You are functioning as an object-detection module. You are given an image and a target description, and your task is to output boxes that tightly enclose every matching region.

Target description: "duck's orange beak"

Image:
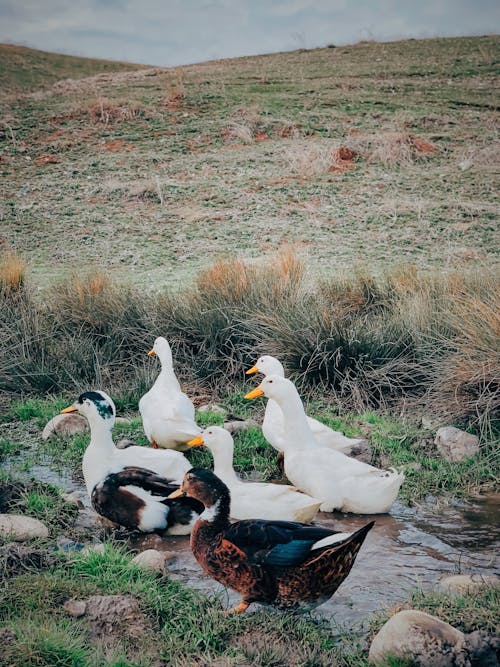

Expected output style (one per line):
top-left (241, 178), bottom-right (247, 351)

top-left (147, 349), bottom-right (156, 356)
top-left (244, 386), bottom-right (265, 400)
top-left (61, 404), bottom-right (78, 414)
top-left (187, 435), bottom-right (205, 447)
top-left (168, 487), bottom-right (184, 499)
top-left (245, 364), bottom-right (259, 375)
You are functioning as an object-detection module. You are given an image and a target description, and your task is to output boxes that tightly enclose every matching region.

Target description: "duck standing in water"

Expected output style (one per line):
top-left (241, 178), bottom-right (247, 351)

top-left (245, 376), bottom-right (404, 514)
top-left (62, 390), bottom-right (203, 534)
top-left (139, 336), bottom-right (201, 450)
top-left (170, 468), bottom-right (374, 613)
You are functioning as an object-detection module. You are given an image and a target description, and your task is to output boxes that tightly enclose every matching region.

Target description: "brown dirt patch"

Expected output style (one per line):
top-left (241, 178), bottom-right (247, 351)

top-left (102, 139), bottom-right (132, 152)
top-left (34, 154), bottom-right (59, 165)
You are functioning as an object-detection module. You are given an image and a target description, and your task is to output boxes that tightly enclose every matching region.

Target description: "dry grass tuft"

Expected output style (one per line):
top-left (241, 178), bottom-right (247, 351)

top-left (346, 132), bottom-right (439, 166)
top-left (88, 97), bottom-right (146, 124)
top-left (431, 292), bottom-right (500, 438)
top-left (0, 248), bottom-right (27, 293)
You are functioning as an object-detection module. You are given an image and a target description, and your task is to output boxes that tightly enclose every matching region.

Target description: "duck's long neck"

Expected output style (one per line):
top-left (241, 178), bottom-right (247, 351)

top-left (87, 417), bottom-right (115, 454)
top-left (157, 361), bottom-right (181, 392)
top-left (273, 389), bottom-right (316, 452)
top-left (194, 492), bottom-right (231, 536)
top-left (211, 446), bottom-right (239, 485)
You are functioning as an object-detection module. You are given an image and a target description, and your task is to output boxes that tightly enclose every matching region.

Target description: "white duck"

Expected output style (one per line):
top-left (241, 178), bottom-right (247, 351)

top-left (62, 390), bottom-right (202, 534)
top-left (245, 376), bottom-right (404, 514)
top-left (246, 355), bottom-right (363, 454)
top-left (187, 426), bottom-right (321, 523)
top-left (139, 336), bottom-right (201, 450)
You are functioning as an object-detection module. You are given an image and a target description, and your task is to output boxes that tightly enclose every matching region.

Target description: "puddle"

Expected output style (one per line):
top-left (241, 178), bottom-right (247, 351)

top-left (128, 495), bottom-right (499, 629)
top-left (4, 440), bottom-right (499, 629)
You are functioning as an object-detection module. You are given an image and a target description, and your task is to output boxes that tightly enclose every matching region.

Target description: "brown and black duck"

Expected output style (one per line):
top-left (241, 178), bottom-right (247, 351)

top-left (170, 467), bottom-right (374, 613)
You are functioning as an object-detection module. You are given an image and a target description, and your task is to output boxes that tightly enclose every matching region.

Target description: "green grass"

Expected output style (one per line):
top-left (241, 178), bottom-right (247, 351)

top-left (1, 542), bottom-right (497, 666)
top-left (0, 543), bottom-right (358, 666)
top-left (0, 43), bottom-right (147, 93)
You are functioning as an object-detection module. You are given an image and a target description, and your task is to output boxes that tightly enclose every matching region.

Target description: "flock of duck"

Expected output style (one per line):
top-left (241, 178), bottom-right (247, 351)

top-left (61, 336), bottom-right (404, 613)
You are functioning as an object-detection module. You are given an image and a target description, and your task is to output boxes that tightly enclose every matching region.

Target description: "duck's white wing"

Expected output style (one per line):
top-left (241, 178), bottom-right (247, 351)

top-left (114, 446), bottom-right (191, 483)
top-left (307, 417), bottom-right (363, 453)
top-left (227, 479), bottom-right (321, 523)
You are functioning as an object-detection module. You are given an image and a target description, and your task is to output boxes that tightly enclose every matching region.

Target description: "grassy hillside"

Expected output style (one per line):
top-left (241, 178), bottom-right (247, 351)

top-left (1, 35), bottom-right (498, 288)
top-left (0, 44), bottom-right (147, 93)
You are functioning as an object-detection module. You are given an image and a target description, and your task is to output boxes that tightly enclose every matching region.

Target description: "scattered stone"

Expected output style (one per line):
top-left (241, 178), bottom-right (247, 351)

top-left (197, 403), bottom-right (226, 416)
top-left (42, 413), bottom-right (88, 440)
top-left (434, 426), bottom-right (479, 462)
top-left (115, 417), bottom-right (131, 425)
top-left (64, 599), bottom-right (87, 617)
top-left (0, 514), bottom-right (49, 540)
top-left (349, 440), bottom-right (372, 465)
top-left (223, 419), bottom-right (259, 434)
top-left (115, 438), bottom-right (136, 449)
top-left (368, 609), bottom-right (465, 666)
top-left (56, 537), bottom-right (85, 553)
top-left (81, 542), bottom-right (106, 555)
top-left (130, 548), bottom-right (173, 573)
top-left (63, 595), bottom-right (146, 641)
top-left (74, 507), bottom-right (100, 531)
top-left (438, 573), bottom-right (500, 595)
top-left (421, 415), bottom-right (438, 430)
top-left (62, 490), bottom-right (84, 508)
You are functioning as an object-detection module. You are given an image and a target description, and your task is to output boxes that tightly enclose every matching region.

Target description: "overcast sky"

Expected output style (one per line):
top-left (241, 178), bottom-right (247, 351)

top-left (1, 0), bottom-right (499, 66)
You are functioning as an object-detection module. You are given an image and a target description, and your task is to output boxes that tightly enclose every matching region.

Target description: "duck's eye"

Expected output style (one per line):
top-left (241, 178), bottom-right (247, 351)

top-left (269, 380), bottom-right (273, 383)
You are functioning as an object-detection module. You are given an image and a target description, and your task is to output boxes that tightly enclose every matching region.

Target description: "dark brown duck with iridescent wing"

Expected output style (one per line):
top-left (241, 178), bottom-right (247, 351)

top-left (170, 468), bottom-right (374, 613)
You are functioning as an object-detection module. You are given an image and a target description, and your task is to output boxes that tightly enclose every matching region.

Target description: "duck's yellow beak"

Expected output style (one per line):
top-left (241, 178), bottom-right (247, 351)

top-left (61, 404), bottom-right (78, 414)
top-left (168, 487), bottom-right (185, 499)
top-left (187, 435), bottom-right (205, 447)
top-left (244, 386), bottom-right (265, 400)
top-left (245, 365), bottom-right (259, 375)
top-left (147, 349), bottom-right (156, 356)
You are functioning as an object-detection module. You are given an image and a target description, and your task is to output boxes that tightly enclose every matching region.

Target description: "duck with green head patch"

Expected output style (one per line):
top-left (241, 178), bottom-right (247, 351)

top-left (61, 390), bottom-right (203, 534)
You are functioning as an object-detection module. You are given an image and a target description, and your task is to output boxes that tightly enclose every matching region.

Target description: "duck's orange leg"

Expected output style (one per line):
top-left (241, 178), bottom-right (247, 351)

top-left (151, 440), bottom-right (159, 449)
top-left (224, 600), bottom-right (250, 614)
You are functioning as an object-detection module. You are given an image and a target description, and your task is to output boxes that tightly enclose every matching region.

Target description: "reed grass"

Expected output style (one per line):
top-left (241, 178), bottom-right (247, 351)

top-left (0, 250), bottom-right (498, 437)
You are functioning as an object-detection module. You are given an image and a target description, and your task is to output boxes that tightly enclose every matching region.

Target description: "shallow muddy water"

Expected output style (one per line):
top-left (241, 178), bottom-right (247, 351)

top-left (130, 495), bottom-right (499, 630)
top-left (7, 452), bottom-right (499, 630)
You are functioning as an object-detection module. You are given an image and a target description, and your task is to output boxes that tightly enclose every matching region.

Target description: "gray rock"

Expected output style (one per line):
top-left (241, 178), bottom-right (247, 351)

top-left (62, 491), bottom-right (84, 508)
top-left (130, 549), bottom-right (172, 573)
top-left (64, 599), bottom-right (87, 617)
top-left (349, 439), bottom-right (372, 465)
top-left (42, 413), bottom-right (89, 439)
top-left (73, 507), bottom-right (100, 531)
top-left (197, 403), bottom-right (226, 416)
top-left (223, 419), bottom-right (259, 434)
top-left (0, 514), bottom-right (49, 540)
top-left (63, 595), bottom-right (146, 642)
top-left (369, 609), bottom-right (465, 666)
top-left (438, 573), bottom-right (500, 595)
top-left (434, 427), bottom-right (479, 462)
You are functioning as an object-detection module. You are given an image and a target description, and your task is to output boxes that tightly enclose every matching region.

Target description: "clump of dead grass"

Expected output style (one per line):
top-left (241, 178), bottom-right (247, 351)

top-left (0, 248), bottom-right (26, 293)
top-left (88, 97), bottom-right (147, 123)
top-left (346, 131), bottom-right (438, 166)
top-left (1, 253), bottom-right (498, 436)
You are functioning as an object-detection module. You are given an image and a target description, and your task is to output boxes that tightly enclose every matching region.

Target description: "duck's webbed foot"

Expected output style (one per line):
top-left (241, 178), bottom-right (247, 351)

top-left (223, 600), bottom-right (250, 615)
top-left (151, 440), bottom-right (159, 449)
